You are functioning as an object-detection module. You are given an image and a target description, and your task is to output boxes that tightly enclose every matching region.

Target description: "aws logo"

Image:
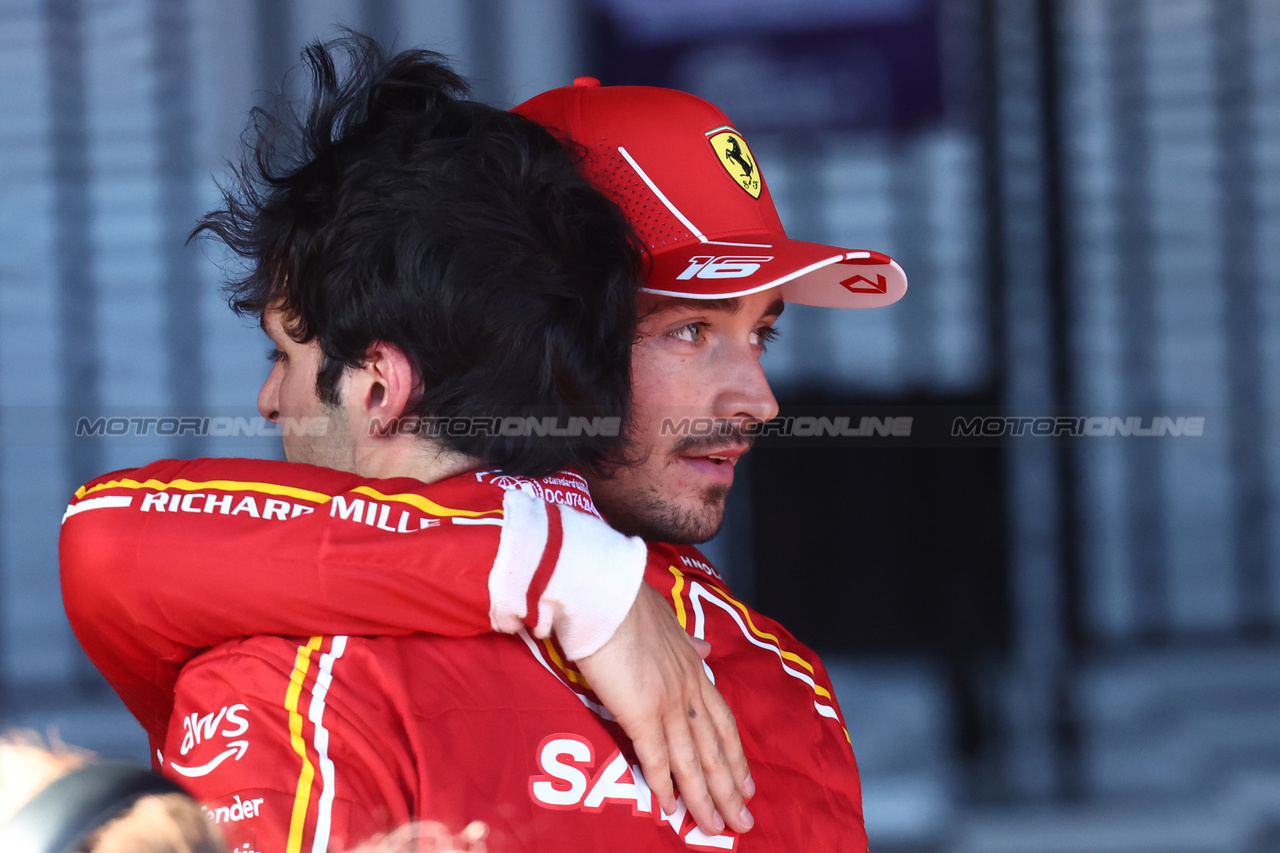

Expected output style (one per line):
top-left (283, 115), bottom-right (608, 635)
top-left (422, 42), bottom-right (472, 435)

top-left (169, 703), bottom-right (250, 778)
top-left (707, 129), bottom-right (761, 198)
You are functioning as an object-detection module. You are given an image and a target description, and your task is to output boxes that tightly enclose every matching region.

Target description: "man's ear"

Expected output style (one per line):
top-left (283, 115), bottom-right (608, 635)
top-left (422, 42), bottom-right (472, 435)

top-left (353, 342), bottom-right (418, 432)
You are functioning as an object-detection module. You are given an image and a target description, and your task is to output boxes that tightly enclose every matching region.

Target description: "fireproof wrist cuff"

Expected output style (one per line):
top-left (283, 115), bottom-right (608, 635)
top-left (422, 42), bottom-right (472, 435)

top-left (489, 489), bottom-right (646, 659)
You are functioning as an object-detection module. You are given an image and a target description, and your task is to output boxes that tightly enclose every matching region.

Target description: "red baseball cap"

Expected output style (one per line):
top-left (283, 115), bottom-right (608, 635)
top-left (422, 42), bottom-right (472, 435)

top-left (514, 77), bottom-right (906, 309)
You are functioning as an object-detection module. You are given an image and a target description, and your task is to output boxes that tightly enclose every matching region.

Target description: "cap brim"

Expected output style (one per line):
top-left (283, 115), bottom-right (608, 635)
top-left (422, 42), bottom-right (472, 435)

top-left (641, 239), bottom-right (907, 309)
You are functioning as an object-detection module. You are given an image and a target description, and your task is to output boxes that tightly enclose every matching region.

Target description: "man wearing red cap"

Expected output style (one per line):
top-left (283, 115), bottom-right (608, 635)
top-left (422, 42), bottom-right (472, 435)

top-left (62, 49), bottom-right (906, 853)
top-left (514, 76), bottom-right (905, 550)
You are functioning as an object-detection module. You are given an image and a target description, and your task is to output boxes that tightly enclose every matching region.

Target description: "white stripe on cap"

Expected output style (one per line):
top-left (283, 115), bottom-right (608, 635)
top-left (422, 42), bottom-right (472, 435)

top-left (616, 145), bottom-right (771, 249)
top-left (617, 145), bottom-right (706, 240)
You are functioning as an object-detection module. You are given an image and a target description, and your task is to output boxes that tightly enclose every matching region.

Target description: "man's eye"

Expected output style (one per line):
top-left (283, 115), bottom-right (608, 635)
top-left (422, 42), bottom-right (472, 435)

top-left (267, 348), bottom-right (286, 363)
top-left (754, 326), bottom-right (780, 348)
top-left (672, 323), bottom-right (703, 343)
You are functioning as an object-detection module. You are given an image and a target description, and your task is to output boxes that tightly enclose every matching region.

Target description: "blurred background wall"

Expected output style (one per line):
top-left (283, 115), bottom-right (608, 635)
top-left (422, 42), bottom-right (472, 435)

top-left (2, 0), bottom-right (1280, 850)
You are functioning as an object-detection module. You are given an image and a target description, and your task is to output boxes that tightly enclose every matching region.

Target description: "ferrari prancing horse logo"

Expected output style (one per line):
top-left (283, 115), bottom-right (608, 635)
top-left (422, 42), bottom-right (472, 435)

top-left (708, 130), bottom-right (762, 198)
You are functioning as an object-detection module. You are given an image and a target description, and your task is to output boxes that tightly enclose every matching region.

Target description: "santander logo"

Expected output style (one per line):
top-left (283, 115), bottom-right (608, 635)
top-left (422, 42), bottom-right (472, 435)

top-left (528, 734), bottom-right (736, 850)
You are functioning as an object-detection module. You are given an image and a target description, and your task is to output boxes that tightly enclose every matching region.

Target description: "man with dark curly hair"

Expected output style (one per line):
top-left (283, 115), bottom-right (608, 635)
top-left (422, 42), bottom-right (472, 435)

top-left (63, 36), bottom-right (752, 853)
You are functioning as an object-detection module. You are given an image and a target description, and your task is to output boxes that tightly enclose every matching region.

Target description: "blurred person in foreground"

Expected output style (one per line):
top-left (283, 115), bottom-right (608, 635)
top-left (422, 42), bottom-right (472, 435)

top-left (60, 35), bottom-right (907, 853)
top-left (0, 733), bottom-right (225, 853)
top-left (0, 734), bottom-right (479, 853)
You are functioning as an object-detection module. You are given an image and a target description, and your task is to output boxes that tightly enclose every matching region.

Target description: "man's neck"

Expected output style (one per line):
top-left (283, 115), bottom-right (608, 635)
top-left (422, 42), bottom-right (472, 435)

top-left (354, 437), bottom-right (479, 485)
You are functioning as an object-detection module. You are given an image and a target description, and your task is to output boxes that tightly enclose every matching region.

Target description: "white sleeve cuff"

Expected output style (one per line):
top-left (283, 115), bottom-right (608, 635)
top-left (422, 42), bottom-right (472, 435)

top-left (488, 489), bottom-right (548, 634)
top-left (488, 489), bottom-right (647, 661)
top-left (538, 504), bottom-right (647, 660)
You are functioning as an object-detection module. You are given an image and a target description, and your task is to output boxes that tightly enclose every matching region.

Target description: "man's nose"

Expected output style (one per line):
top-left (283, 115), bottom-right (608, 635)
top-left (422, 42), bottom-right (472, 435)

top-left (714, 356), bottom-right (779, 426)
top-left (257, 368), bottom-right (281, 422)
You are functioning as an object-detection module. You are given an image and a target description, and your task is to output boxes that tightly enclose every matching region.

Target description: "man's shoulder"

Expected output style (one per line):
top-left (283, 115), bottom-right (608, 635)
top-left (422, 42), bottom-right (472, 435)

top-left (320, 467), bottom-right (602, 521)
top-left (471, 469), bottom-right (602, 519)
top-left (645, 541), bottom-right (727, 586)
top-left (76, 457), bottom-right (368, 497)
top-left (74, 458), bottom-right (524, 506)
top-left (645, 543), bottom-right (823, 659)
top-left (70, 458), bottom-right (605, 523)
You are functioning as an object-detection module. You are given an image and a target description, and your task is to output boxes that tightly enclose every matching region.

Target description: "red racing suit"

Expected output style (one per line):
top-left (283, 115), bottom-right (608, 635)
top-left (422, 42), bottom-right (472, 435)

top-left (61, 458), bottom-right (867, 853)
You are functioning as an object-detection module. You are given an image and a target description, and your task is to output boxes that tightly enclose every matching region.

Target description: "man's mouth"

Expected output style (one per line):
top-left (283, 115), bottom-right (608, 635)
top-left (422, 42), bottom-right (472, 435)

top-left (677, 445), bottom-right (749, 485)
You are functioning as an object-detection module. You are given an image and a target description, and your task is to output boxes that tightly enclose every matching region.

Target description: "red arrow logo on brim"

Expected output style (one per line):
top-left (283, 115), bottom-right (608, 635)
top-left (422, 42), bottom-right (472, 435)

top-left (839, 273), bottom-right (888, 294)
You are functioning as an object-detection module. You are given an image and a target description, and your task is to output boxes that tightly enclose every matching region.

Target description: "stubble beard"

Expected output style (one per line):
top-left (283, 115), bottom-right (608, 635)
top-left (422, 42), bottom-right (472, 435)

top-left (596, 476), bottom-right (731, 545)
top-left (591, 424), bottom-right (752, 544)
top-left (282, 402), bottom-right (355, 472)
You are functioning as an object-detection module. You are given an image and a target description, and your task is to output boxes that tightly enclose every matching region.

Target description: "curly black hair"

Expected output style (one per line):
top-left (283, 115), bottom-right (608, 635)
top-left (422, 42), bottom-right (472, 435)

top-left (193, 33), bottom-right (640, 477)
